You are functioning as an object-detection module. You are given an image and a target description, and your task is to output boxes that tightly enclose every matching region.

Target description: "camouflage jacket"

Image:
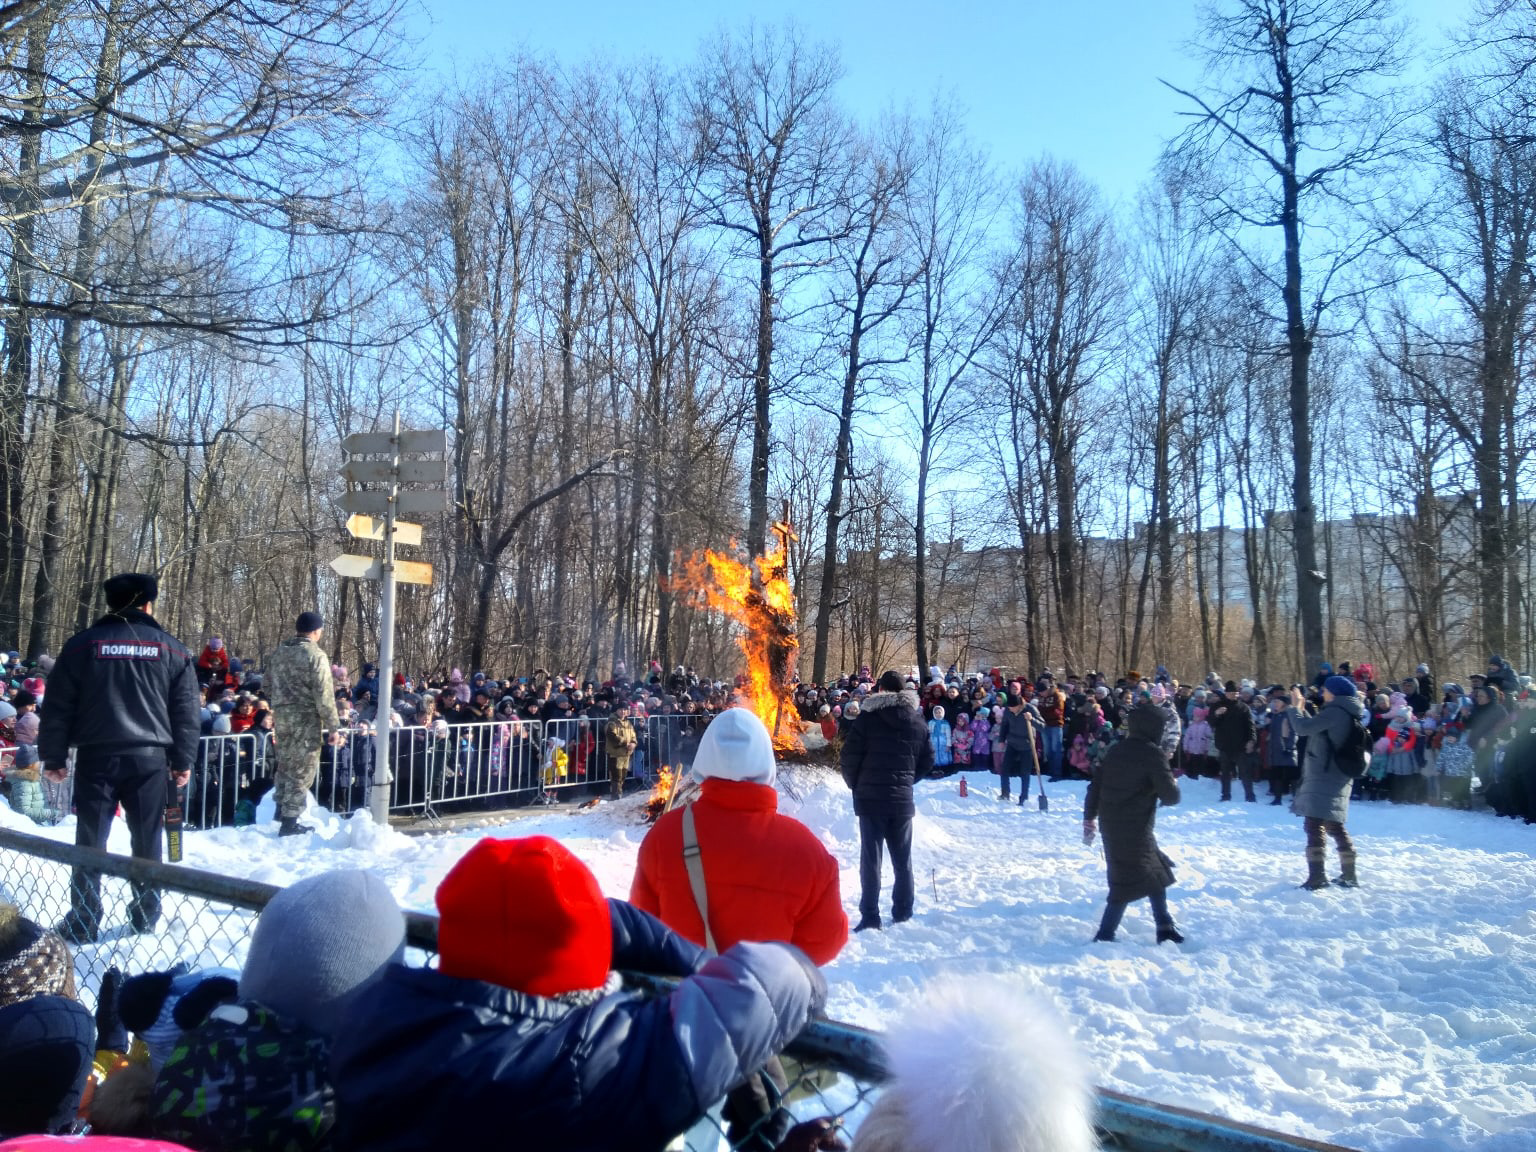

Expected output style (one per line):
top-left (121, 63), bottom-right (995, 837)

top-left (604, 715), bottom-right (637, 759)
top-left (265, 636), bottom-right (339, 731)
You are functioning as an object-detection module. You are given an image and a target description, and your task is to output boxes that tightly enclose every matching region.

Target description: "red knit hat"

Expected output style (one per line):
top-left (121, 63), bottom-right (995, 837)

top-left (435, 836), bottom-right (612, 998)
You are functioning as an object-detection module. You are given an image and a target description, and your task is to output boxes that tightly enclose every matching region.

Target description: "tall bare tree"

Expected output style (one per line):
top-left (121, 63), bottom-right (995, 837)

top-left (694, 22), bottom-right (850, 557)
top-left (1166, 0), bottom-right (1406, 678)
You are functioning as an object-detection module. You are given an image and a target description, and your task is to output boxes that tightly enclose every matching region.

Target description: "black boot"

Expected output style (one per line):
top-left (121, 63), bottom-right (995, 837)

top-left (278, 816), bottom-right (313, 837)
top-left (1092, 930), bottom-right (1116, 943)
top-left (1156, 923), bottom-right (1185, 945)
top-left (853, 917), bottom-right (882, 933)
top-left (56, 909), bottom-right (99, 946)
top-left (1269, 794), bottom-right (1283, 805)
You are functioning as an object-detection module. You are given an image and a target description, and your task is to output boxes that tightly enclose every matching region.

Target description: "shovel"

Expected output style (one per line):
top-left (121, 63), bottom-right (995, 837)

top-left (1034, 749), bottom-right (1049, 812)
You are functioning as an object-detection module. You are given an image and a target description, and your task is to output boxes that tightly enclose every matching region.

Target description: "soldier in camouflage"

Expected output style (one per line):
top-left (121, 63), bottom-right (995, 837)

top-left (264, 611), bottom-right (339, 836)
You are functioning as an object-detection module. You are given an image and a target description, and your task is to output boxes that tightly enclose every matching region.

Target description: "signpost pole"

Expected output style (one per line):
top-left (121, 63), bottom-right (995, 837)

top-left (370, 410), bottom-right (402, 824)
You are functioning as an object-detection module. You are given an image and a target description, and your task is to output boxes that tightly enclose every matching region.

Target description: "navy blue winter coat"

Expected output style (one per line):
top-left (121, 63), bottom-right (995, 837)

top-left (330, 899), bottom-right (825, 1152)
top-left (840, 690), bottom-right (932, 817)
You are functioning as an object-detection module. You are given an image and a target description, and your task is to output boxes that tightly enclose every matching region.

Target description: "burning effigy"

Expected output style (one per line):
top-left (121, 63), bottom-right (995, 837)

top-left (675, 518), bottom-right (804, 754)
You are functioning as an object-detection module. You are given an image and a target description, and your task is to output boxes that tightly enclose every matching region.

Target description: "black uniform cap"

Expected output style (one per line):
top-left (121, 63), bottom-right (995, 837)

top-left (102, 572), bottom-right (158, 613)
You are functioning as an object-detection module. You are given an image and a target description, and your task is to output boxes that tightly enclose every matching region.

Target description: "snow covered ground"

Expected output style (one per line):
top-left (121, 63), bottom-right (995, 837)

top-left (5, 767), bottom-right (1536, 1151)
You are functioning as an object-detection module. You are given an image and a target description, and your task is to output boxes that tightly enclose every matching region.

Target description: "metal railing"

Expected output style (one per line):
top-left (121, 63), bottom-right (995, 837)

top-left (176, 712), bottom-right (718, 827)
top-left (0, 825), bottom-right (1358, 1152)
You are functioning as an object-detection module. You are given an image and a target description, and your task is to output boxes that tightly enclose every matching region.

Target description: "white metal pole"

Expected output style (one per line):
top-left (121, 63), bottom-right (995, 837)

top-left (369, 410), bottom-right (401, 824)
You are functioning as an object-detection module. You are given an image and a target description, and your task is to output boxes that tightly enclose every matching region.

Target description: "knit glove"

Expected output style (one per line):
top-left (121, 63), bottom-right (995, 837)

top-left (1082, 819), bottom-right (1096, 846)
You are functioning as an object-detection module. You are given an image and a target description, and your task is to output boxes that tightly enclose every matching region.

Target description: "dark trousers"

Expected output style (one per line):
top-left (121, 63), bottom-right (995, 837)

top-left (1217, 751), bottom-right (1255, 800)
top-left (1097, 887), bottom-right (1173, 938)
top-left (72, 752), bottom-right (168, 931)
top-left (858, 813), bottom-right (914, 924)
top-left (999, 747), bottom-right (1030, 798)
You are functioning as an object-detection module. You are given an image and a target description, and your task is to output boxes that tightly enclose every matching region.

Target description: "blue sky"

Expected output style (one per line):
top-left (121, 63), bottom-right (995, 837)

top-left (410, 0), bottom-right (1467, 209)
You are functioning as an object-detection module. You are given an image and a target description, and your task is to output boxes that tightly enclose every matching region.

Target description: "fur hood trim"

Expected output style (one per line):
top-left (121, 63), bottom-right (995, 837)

top-left (858, 690), bottom-right (920, 715)
top-left (862, 975), bottom-right (1095, 1152)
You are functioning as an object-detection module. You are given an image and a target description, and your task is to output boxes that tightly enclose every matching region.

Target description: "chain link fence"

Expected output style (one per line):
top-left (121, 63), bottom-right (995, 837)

top-left (0, 824), bottom-right (1355, 1152)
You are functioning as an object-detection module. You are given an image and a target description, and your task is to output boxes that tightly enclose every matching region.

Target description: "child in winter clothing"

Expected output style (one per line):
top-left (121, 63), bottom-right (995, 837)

top-left (1380, 707), bottom-right (1420, 804)
top-left (990, 706), bottom-right (1007, 775)
top-left (1181, 708), bottom-right (1212, 779)
top-left (969, 709), bottom-right (992, 767)
top-left (330, 836), bottom-right (826, 1152)
top-left (928, 706), bottom-right (952, 771)
top-left (950, 712), bottom-right (973, 767)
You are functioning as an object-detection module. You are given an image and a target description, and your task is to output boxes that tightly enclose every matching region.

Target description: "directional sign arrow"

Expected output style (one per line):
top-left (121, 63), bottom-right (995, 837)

top-left (329, 554), bottom-right (433, 586)
top-left (340, 458), bottom-right (447, 486)
top-left (342, 428), bottom-right (447, 456)
top-left (345, 514), bottom-right (423, 548)
top-left (339, 489), bottom-right (446, 517)
top-left (330, 553), bottom-right (382, 581)
top-left (393, 559), bottom-right (434, 586)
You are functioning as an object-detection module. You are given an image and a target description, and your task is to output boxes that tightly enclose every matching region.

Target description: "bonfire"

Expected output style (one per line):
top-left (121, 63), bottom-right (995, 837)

top-left (677, 517), bottom-right (804, 754)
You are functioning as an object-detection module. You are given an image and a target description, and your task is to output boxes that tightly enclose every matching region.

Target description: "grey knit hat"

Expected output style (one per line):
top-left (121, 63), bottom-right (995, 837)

top-left (239, 870), bottom-right (405, 1038)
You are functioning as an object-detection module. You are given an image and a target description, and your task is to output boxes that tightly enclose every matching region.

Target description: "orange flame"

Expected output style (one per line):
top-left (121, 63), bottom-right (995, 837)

top-left (677, 528), bottom-right (803, 753)
top-left (644, 766), bottom-right (677, 822)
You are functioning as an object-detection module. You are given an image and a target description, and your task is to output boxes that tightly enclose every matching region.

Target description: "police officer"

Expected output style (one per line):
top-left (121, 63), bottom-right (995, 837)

top-left (265, 610), bottom-right (339, 836)
top-left (39, 572), bottom-right (201, 944)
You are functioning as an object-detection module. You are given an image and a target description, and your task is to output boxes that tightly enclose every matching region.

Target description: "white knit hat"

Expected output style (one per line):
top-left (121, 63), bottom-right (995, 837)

top-left (690, 707), bottom-right (776, 787)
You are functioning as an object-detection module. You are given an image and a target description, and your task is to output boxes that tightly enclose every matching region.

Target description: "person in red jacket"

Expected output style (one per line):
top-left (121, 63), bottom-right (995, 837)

top-left (630, 706), bottom-right (846, 1150)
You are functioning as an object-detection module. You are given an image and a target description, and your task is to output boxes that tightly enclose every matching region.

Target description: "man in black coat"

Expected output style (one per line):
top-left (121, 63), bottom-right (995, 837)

top-left (840, 670), bottom-right (933, 932)
top-left (1208, 680), bottom-right (1257, 801)
top-left (38, 573), bottom-right (201, 943)
top-left (1083, 703), bottom-right (1183, 944)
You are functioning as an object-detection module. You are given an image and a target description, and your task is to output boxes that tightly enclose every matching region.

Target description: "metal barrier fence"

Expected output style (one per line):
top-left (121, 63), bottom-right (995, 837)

top-left (183, 712), bottom-right (717, 827)
top-left (0, 825), bottom-right (1357, 1152)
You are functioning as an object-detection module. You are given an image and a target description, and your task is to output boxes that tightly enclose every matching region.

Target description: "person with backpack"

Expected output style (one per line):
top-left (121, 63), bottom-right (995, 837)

top-left (630, 707), bottom-right (845, 1151)
top-left (1287, 678), bottom-right (1368, 890)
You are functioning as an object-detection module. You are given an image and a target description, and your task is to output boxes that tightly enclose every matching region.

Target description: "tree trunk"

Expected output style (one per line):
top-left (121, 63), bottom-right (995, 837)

top-left (747, 241), bottom-right (774, 558)
top-left (1279, 88), bottom-right (1325, 679)
top-left (811, 302), bottom-right (864, 684)
top-left (28, 1), bottom-right (120, 656)
top-left (0, 12), bottom-right (50, 638)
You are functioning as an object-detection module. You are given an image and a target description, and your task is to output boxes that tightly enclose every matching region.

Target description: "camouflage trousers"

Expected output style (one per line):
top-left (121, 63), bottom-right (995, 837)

top-left (611, 755), bottom-right (632, 798)
top-left (273, 723), bottom-right (322, 818)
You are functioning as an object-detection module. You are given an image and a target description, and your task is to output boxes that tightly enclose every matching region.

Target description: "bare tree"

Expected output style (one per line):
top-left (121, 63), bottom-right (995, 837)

top-left (694, 22), bottom-right (850, 557)
top-left (996, 159), bottom-right (1121, 672)
top-left (1165, 0), bottom-right (1407, 679)
top-left (808, 118), bottom-right (915, 683)
top-left (902, 100), bottom-right (1009, 677)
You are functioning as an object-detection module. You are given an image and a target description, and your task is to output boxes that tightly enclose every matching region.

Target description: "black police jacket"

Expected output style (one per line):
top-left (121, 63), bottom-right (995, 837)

top-left (37, 609), bottom-right (202, 774)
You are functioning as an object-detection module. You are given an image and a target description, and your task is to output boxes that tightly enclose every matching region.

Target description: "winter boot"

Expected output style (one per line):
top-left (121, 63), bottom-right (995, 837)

top-left (1300, 849), bottom-right (1330, 890)
top-left (278, 816), bottom-right (313, 838)
top-left (1092, 930), bottom-right (1116, 943)
top-left (1333, 850), bottom-right (1359, 888)
top-left (853, 917), bottom-right (882, 933)
top-left (56, 909), bottom-right (99, 946)
top-left (1269, 793), bottom-right (1284, 805)
top-left (1156, 923), bottom-right (1185, 945)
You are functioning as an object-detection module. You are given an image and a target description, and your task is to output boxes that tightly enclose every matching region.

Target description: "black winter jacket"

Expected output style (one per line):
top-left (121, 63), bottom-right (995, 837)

top-left (331, 900), bottom-right (825, 1152)
top-left (1208, 696), bottom-right (1256, 758)
top-left (1084, 705), bottom-right (1181, 903)
top-left (37, 609), bottom-right (201, 774)
top-left (840, 690), bottom-right (931, 817)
